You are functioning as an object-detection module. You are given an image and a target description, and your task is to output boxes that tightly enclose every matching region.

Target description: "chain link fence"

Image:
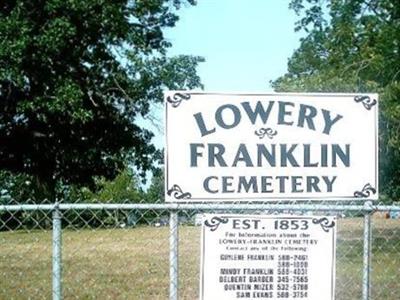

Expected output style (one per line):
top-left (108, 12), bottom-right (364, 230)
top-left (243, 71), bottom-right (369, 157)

top-left (1, 202), bottom-right (400, 299)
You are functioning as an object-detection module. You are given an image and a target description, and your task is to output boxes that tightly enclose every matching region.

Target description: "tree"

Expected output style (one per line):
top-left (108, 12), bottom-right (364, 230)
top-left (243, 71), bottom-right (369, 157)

top-left (0, 0), bottom-right (203, 200)
top-left (146, 168), bottom-right (165, 203)
top-left (87, 168), bottom-right (143, 203)
top-left (273, 0), bottom-right (400, 201)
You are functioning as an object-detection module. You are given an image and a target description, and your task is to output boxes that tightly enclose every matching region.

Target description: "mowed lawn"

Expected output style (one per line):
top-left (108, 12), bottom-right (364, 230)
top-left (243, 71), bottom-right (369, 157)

top-left (0, 217), bottom-right (399, 299)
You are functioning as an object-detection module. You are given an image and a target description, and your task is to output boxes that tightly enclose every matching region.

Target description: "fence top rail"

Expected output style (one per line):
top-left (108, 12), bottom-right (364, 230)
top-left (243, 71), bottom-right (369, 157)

top-left (1, 202), bottom-right (400, 212)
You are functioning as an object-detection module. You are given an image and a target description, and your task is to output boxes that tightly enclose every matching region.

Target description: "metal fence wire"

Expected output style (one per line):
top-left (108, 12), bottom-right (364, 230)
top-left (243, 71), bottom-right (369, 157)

top-left (1, 202), bottom-right (400, 300)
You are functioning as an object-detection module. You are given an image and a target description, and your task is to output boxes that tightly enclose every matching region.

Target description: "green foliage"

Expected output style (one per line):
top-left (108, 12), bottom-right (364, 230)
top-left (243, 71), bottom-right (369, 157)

top-left (0, 171), bottom-right (45, 204)
top-left (273, 0), bottom-right (400, 202)
top-left (0, 168), bottom-right (155, 229)
top-left (0, 170), bottom-right (52, 230)
top-left (86, 169), bottom-right (143, 203)
top-left (146, 168), bottom-right (165, 203)
top-left (0, 0), bottom-right (202, 198)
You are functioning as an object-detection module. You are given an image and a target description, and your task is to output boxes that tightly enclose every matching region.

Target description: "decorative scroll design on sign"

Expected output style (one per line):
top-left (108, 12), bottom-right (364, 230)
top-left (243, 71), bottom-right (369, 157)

top-left (354, 183), bottom-right (377, 198)
top-left (167, 184), bottom-right (192, 200)
top-left (204, 216), bottom-right (229, 231)
top-left (354, 95), bottom-right (377, 110)
top-left (254, 127), bottom-right (278, 139)
top-left (312, 217), bottom-right (336, 233)
top-left (166, 93), bottom-right (191, 108)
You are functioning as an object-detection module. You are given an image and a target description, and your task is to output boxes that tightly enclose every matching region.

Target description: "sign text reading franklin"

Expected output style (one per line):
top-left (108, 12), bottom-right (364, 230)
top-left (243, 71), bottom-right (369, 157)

top-left (165, 92), bottom-right (378, 202)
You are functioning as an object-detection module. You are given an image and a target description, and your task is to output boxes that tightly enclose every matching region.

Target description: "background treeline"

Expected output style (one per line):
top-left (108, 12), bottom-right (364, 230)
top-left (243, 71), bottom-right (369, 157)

top-left (0, 168), bottom-right (168, 230)
top-left (273, 0), bottom-right (400, 202)
top-left (1, 0), bottom-right (400, 229)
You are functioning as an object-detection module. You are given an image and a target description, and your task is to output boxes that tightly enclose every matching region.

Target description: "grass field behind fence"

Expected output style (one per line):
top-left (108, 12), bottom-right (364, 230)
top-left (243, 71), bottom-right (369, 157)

top-left (0, 217), bottom-right (399, 299)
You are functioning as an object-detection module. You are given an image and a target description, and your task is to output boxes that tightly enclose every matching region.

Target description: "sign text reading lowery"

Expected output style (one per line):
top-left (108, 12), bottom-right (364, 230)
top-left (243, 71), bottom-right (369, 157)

top-left (165, 93), bottom-right (378, 201)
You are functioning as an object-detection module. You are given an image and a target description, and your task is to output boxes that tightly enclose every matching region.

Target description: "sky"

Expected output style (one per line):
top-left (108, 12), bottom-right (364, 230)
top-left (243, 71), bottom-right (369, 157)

top-left (165, 0), bottom-right (303, 92)
top-left (144, 0), bottom-right (304, 149)
top-left (138, 0), bottom-right (305, 186)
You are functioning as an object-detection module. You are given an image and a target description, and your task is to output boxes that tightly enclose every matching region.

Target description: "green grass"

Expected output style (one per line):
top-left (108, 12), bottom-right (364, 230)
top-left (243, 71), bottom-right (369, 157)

top-left (0, 218), bottom-right (399, 299)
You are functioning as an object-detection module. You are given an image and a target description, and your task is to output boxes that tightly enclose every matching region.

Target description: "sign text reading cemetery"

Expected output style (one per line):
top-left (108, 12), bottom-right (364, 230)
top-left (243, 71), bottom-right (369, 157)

top-left (165, 92), bottom-right (378, 201)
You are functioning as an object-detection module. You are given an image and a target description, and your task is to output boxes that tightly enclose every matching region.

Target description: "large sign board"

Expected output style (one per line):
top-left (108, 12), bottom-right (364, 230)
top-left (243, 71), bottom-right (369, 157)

top-left (165, 92), bottom-right (378, 202)
top-left (200, 214), bottom-right (336, 300)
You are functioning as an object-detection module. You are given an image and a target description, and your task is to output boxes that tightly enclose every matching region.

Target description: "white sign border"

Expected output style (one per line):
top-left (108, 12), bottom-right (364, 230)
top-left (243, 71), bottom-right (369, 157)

top-left (165, 92), bottom-right (379, 202)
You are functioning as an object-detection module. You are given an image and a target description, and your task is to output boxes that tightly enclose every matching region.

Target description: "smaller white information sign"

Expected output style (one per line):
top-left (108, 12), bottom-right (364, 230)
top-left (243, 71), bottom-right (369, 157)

top-left (200, 214), bottom-right (336, 300)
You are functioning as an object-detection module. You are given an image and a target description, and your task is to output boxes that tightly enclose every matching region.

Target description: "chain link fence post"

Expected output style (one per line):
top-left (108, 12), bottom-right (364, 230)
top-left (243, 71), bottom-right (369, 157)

top-left (52, 203), bottom-right (62, 300)
top-left (362, 201), bottom-right (373, 300)
top-left (169, 210), bottom-right (179, 300)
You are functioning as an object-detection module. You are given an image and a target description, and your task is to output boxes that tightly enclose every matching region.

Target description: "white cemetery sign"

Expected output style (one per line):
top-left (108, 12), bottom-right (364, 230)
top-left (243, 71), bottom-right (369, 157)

top-left (165, 92), bottom-right (378, 202)
top-left (200, 214), bottom-right (336, 300)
